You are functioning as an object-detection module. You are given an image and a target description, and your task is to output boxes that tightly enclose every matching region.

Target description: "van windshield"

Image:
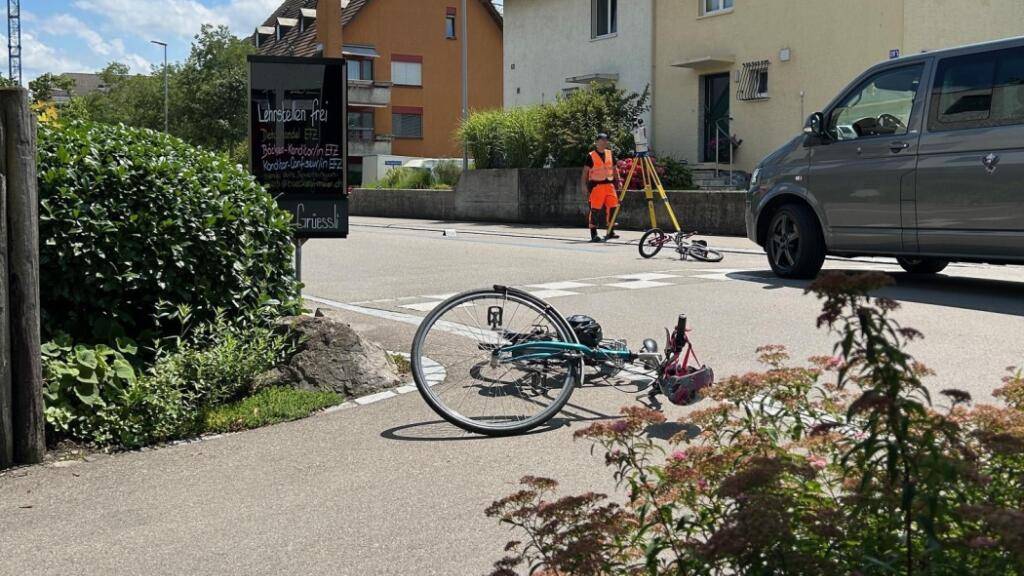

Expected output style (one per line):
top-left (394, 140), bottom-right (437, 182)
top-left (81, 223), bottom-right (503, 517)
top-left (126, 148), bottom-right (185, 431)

top-left (829, 65), bottom-right (923, 141)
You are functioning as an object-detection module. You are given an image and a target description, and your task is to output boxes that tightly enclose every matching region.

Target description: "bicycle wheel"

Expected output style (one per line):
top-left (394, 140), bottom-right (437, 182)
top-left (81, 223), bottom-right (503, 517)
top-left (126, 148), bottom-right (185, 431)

top-left (411, 286), bottom-right (582, 436)
top-left (639, 228), bottom-right (667, 259)
top-left (688, 240), bottom-right (724, 263)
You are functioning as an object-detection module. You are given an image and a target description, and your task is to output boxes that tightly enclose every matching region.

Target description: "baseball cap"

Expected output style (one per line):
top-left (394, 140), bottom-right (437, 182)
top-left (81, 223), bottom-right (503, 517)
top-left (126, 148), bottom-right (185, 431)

top-left (596, 133), bottom-right (609, 141)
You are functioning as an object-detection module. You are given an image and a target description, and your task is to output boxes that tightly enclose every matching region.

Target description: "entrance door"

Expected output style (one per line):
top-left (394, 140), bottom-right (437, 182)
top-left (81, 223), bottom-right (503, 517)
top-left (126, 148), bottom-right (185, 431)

top-left (702, 73), bottom-right (731, 163)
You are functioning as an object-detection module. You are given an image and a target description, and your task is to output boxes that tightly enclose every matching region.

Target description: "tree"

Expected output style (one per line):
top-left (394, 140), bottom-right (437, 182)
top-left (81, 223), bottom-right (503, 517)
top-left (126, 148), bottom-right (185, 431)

top-left (0, 75), bottom-right (18, 88)
top-left (29, 73), bottom-right (75, 103)
top-left (172, 24), bottom-right (254, 152)
top-left (83, 62), bottom-right (165, 131)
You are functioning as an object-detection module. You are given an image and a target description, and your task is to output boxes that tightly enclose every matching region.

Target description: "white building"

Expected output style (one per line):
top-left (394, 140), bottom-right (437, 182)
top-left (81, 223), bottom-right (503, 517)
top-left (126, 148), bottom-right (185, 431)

top-left (503, 0), bottom-right (655, 139)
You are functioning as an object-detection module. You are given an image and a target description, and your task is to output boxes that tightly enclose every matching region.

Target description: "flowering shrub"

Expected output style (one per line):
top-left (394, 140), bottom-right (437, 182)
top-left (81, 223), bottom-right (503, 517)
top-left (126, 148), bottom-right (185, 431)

top-left (615, 156), bottom-right (693, 191)
top-left (487, 272), bottom-right (1024, 575)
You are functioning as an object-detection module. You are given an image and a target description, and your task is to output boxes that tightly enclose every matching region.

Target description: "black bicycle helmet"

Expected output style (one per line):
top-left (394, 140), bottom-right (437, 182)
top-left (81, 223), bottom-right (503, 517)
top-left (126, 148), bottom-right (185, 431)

top-left (566, 315), bottom-right (603, 348)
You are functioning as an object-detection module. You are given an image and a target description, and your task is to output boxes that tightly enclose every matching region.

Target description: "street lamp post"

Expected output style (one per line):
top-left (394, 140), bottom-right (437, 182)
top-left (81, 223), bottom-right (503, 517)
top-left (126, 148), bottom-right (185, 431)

top-left (151, 40), bottom-right (168, 133)
top-left (461, 0), bottom-right (469, 171)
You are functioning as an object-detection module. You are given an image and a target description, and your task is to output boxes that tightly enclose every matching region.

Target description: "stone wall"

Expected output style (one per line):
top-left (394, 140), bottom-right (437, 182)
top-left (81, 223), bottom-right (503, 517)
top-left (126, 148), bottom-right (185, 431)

top-left (349, 168), bottom-right (747, 236)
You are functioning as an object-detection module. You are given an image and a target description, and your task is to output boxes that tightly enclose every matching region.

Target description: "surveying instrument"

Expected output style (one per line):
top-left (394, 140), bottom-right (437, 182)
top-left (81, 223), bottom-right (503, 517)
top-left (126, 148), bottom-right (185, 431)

top-left (605, 123), bottom-right (681, 236)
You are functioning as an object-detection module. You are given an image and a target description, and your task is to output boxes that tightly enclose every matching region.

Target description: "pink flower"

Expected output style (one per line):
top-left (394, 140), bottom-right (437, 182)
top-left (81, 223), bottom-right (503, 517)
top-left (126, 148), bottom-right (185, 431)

top-left (968, 536), bottom-right (997, 549)
top-left (670, 450), bottom-right (687, 462)
top-left (610, 420), bottom-right (629, 433)
top-left (809, 456), bottom-right (828, 471)
top-left (696, 479), bottom-right (708, 491)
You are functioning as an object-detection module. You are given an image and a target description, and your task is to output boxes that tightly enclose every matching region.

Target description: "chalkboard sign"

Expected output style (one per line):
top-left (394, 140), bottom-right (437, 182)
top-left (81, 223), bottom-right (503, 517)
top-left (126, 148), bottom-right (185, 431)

top-left (248, 55), bottom-right (348, 238)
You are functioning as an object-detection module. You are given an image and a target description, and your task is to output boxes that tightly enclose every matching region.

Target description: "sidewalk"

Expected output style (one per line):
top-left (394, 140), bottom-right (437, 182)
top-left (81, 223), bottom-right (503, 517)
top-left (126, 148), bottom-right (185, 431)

top-left (349, 216), bottom-right (763, 253)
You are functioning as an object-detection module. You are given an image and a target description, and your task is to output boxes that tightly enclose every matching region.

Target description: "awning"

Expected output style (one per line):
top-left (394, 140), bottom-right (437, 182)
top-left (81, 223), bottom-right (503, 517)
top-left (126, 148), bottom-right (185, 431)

top-left (671, 56), bottom-right (735, 70)
top-left (565, 73), bottom-right (619, 84)
top-left (343, 44), bottom-right (380, 59)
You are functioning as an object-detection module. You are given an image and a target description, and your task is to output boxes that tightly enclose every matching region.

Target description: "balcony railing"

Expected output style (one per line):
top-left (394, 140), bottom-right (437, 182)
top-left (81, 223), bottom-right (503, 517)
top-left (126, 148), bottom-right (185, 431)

top-left (348, 80), bottom-right (392, 108)
top-left (348, 130), bottom-right (393, 156)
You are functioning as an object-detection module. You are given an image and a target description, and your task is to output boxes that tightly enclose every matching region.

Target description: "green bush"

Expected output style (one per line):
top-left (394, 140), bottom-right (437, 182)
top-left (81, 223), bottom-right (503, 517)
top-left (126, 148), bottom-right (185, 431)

top-left (458, 108), bottom-right (508, 169)
top-left (432, 160), bottom-right (463, 188)
top-left (145, 314), bottom-right (297, 413)
top-left (201, 387), bottom-right (343, 434)
top-left (456, 84), bottom-right (649, 170)
top-left (376, 166), bottom-right (435, 189)
top-left (538, 83), bottom-right (650, 168)
top-left (38, 121), bottom-right (300, 345)
top-left (488, 273), bottom-right (1024, 575)
top-left (42, 337), bottom-right (189, 448)
top-left (42, 316), bottom-right (296, 448)
top-left (657, 155), bottom-right (694, 190)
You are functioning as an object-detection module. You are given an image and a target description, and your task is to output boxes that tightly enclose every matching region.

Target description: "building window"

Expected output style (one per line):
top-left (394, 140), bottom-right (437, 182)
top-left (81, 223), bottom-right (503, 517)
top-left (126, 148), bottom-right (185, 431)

top-left (393, 108), bottom-right (423, 138)
top-left (930, 46), bottom-right (1024, 132)
top-left (391, 57), bottom-right (423, 86)
top-left (591, 0), bottom-right (617, 39)
top-left (445, 8), bottom-right (457, 39)
top-left (348, 111), bottom-right (374, 141)
top-left (348, 59), bottom-right (374, 81)
top-left (737, 60), bottom-right (770, 100)
top-left (702, 0), bottom-right (734, 16)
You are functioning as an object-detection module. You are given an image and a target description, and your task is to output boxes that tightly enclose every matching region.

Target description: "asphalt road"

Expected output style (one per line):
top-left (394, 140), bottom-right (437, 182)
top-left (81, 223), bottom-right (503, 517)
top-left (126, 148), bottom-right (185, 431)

top-left (3, 217), bottom-right (1023, 576)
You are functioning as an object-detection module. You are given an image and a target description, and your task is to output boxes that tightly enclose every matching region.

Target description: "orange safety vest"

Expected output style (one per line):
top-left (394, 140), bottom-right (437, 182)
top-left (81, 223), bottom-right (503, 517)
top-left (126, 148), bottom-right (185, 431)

top-left (588, 150), bottom-right (615, 183)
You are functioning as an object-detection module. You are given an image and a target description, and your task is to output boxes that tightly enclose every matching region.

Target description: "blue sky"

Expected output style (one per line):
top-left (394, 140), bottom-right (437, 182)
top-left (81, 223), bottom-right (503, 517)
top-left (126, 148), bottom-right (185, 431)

top-left (5, 0), bottom-right (283, 80)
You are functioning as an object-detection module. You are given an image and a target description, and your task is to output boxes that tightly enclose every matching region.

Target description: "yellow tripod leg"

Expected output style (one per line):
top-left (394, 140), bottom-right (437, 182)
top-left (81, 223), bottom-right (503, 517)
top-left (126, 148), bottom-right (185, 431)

top-left (647, 156), bottom-right (681, 233)
top-left (606, 157), bottom-right (637, 235)
top-left (642, 160), bottom-right (658, 230)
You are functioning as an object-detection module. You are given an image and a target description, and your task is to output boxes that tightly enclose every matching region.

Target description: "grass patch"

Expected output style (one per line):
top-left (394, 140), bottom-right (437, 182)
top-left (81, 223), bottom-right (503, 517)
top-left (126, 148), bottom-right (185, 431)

top-left (201, 387), bottom-right (344, 434)
top-left (390, 353), bottom-right (411, 375)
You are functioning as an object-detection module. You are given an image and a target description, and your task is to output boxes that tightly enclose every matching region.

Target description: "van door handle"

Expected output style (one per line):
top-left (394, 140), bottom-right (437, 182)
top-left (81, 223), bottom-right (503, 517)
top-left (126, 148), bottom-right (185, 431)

top-left (890, 141), bottom-right (910, 153)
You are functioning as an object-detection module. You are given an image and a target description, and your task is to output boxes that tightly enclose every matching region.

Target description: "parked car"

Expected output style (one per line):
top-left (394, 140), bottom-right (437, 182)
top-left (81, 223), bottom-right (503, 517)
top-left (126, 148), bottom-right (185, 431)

top-left (746, 36), bottom-right (1024, 278)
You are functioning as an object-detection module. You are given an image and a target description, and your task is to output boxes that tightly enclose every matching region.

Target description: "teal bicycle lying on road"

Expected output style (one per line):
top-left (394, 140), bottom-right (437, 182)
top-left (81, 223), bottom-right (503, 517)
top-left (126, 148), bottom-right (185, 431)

top-left (411, 286), bottom-right (714, 436)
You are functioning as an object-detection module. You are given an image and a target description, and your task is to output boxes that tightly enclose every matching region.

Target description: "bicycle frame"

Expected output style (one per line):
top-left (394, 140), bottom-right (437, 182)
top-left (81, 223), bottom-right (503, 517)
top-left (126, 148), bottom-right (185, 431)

top-left (495, 340), bottom-right (633, 364)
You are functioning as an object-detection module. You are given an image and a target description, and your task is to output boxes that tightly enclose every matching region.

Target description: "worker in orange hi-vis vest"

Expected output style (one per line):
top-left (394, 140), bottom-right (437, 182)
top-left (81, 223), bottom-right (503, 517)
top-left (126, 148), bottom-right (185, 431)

top-left (581, 133), bottom-right (621, 243)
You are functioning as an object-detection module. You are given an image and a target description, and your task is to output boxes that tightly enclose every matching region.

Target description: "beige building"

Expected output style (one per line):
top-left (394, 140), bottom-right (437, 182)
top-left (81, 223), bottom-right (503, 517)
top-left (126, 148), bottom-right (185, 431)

top-left (654, 0), bottom-right (1024, 175)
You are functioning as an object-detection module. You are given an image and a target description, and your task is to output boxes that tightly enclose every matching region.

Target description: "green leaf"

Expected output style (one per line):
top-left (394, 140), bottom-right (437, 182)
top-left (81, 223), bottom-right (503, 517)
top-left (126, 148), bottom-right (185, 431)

top-left (74, 346), bottom-right (99, 369)
top-left (74, 379), bottom-right (102, 406)
top-left (111, 358), bottom-right (136, 383)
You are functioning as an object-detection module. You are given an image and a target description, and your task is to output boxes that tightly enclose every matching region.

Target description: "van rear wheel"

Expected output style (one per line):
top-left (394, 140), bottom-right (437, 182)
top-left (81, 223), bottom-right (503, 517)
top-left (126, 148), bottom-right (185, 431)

top-left (766, 204), bottom-right (825, 279)
top-left (897, 257), bottom-right (949, 274)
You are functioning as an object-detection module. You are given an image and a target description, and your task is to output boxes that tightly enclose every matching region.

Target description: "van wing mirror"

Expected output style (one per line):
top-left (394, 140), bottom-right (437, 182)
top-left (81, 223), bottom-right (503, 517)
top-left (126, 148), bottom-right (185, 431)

top-left (803, 112), bottom-right (825, 136)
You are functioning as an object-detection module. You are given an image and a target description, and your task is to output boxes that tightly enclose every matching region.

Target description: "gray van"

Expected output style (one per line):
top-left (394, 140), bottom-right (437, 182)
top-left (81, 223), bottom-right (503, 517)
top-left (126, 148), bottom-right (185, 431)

top-left (746, 36), bottom-right (1024, 278)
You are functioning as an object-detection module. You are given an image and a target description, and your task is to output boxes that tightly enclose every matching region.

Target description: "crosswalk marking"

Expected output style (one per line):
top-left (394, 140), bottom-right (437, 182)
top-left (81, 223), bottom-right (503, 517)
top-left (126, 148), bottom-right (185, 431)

top-left (527, 289), bottom-right (580, 299)
top-left (608, 280), bottom-right (674, 290)
top-left (615, 273), bottom-right (679, 282)
top-left (526, 281), bottom-right (595, 290)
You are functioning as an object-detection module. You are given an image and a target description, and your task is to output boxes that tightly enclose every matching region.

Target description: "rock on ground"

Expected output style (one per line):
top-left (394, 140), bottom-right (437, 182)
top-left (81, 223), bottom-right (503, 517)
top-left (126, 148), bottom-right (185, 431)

top-left (258, 315), bottom-right (402, 398)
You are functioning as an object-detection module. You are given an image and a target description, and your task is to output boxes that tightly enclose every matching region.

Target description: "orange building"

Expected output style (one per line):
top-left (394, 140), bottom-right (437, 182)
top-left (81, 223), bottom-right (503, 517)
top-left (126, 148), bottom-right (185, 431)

top-left (255, 0), bottom-right (504, 183)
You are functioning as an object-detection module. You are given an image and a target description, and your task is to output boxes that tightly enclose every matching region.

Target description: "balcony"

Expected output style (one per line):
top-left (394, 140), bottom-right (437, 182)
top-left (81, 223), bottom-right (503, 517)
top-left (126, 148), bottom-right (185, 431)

top-left (348, 130), bottom-right (392, 157)
top-left (348, 80), bottom-right (391, 108)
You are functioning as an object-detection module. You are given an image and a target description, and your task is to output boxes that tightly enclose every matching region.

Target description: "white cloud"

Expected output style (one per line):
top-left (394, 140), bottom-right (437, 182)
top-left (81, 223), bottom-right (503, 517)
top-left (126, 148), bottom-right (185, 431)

top-left (1, 31), bottom-right (89, 80)
top-left (37, 13), bottom-right (154, 74)
top-left (73, 0), bottom-right (282, 41)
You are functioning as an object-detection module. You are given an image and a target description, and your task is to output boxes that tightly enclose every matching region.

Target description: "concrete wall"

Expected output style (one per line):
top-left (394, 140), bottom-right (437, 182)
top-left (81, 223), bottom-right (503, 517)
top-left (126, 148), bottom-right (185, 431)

top-left (350, 169), bottom-right (747, 235)
top-left (349, 187), bottom-right (456, 221)
top-left (503, 0), bottom-right (655, 136)
top-left (653, 0), bottom-right (1024, 172)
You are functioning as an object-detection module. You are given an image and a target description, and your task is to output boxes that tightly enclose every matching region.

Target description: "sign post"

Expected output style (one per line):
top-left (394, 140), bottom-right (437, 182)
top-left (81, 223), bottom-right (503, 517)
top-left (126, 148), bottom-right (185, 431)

top-left (248, 55), bottom-right (349, 281)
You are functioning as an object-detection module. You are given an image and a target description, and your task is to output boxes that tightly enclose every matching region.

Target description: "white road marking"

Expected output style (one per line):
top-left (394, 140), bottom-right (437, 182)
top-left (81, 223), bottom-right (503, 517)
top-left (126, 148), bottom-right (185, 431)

top-left (354, 391), bottom-right (398, 405)
top-left (615, 273), bottom-right (679, 282)
top-left (402, 301), bottom-right (444, 312)
top-left (526, 281), bottom-right (595, 290)
top-left (394, 385), bottom-right (418, 394)
top-left (608, 280), bottom-right (674, 290)
top-left (422, 293), bottom-right (458, 300)
top-left (527, 289), bottom-right (579, 299)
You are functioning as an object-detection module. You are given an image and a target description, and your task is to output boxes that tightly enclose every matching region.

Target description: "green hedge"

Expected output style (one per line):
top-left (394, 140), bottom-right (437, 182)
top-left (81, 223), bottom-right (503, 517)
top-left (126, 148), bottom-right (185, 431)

top-left (38, 121), bottom-right (301, 345)
top-left (456, 83), bottom-right (650, 169)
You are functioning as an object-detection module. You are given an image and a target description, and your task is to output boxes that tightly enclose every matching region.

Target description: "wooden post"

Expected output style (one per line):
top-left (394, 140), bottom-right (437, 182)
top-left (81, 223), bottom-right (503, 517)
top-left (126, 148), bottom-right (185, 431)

top-left (0, 172), bottom-right (11, 470)
top-left (0, 88), bottom-right (43, 465)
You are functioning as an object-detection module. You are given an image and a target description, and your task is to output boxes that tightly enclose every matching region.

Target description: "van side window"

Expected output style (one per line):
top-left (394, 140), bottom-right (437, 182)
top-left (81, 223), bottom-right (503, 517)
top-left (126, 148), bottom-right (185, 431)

top-left (930, 47), bottom-right (1024, 131)
top-left (828, 65), bottom-right (923, 141)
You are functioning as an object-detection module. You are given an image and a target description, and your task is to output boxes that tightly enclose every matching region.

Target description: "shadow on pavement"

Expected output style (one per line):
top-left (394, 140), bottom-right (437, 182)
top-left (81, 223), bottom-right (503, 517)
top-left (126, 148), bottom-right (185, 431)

top-left (727, 270), bottom-right (1024, 316)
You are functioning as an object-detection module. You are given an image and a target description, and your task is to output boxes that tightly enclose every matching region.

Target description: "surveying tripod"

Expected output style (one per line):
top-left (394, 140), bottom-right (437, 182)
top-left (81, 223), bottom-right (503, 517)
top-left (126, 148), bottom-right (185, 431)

top-left (606, 151), bottom-right (681, 235)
